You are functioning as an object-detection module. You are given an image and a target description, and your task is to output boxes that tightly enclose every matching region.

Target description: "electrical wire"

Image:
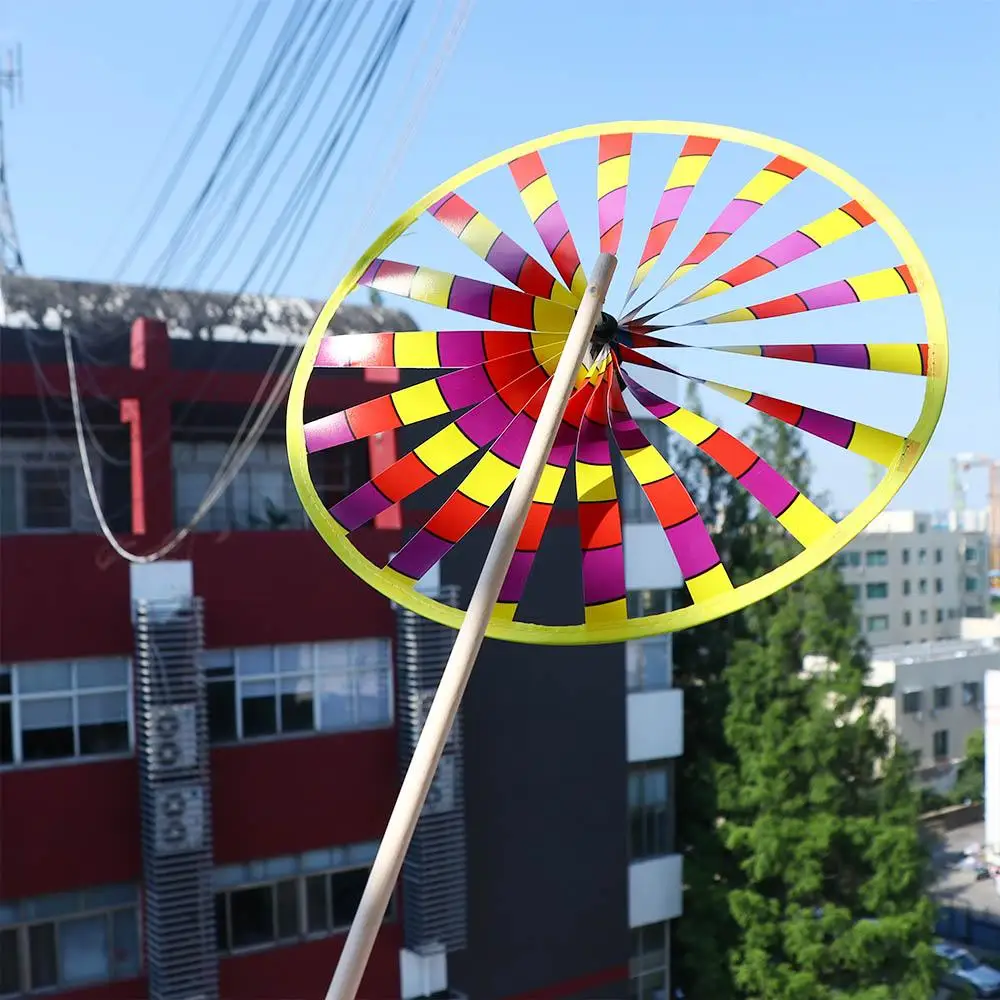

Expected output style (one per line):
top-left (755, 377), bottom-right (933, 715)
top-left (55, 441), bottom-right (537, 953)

top-left (66, 0), bottom-right (471, 563)
top-left (182, 0), bottom-right (353, 288)
top-left (145, 0), bottom-right (317, 286)
top-left (112, 0), bottom-right (269, 282)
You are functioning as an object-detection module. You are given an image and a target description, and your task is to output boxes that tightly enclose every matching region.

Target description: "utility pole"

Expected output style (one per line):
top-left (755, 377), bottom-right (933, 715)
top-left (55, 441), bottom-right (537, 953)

top-left (0, 43), bottom-right (25, 274)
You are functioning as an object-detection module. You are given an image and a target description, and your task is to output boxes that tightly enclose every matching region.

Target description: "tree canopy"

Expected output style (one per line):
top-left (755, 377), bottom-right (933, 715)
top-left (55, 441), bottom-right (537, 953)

top-left (670, 407), bottom-right (939, 998)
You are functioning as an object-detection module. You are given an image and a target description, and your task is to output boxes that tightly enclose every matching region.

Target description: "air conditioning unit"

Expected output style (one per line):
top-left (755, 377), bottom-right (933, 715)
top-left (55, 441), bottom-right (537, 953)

top-left (153, 785), bottom-right (205, 855)
top-left (148, 704), bottom-right (198, 774)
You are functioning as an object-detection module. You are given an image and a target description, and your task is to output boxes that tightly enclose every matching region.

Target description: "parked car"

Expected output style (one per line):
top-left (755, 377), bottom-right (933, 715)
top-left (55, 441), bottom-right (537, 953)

top-left (936, 943), bottom-right (1000, 997)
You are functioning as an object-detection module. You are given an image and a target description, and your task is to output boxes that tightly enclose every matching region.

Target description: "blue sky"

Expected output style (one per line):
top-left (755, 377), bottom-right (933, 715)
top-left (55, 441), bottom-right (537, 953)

top-left (3, 0), bottom-right (998, 513)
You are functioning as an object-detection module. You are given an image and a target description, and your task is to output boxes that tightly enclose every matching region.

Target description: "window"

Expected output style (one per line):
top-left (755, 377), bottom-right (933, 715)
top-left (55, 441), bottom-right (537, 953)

top-left (933, 686), bottom-right (952, 711)
top-left (214, 842), bottom-right (392, 954)
top-left (903, 611), bottom-right (912, 627)
top-left (630, 921), bottom-right (668, 1000)
top-left (847, 584), bottom-right (861, 600)
top-left (626, 590), bottom-right (670, 617)
top-left (935, 548), bottom-right (943, 564)
top-left (919, 610), bottom-right (928, 624)
top-left (918, 579), bottom-right (928, 595)
top-left (902, 690), bottom-right (922, 714)
top-left (626, 638), bottom-right (672, 692)
top-left (936, 609), bottom-right (944, 624)
top-left (0, 441), bottom-right (100, 535)
top-left (902, 548), bottom-right (910, 565)
top-left (933, 729), bottom-right (949, 760)
top-left (0, 659), bottom-right (131, 767)
top-left (0, 884), bottom-right (139, 995)
top-left (966, 547), bottom-right (979, 563)
top-left (963, 682), bottom-right (981, 707)
top-left (865, 582), bottom-right (888, 600)
top-left (628, 761), bottom-right (672, 861)
top-left (204, 640), bottom-right (393, 744)
top-left (903, 580), bottom-right (912, 596)
top-left (866, 615), bottom-right (889, 633)
top-left (173, 440), bottom-right (368, 531)
top-left (865, 550), bottom-right (889, 567)
top-left (966, 577), bottom-right (980, 593)
top-left (918, 548), bottom-right (927, 565)
top-left (835, 551), bottom-right (862, 569)
top-left (935, 578), bottom-right (943, 594)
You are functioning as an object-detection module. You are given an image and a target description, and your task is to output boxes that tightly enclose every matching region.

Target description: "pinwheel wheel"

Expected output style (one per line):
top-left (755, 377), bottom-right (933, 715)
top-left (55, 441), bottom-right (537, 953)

top-left (286, 122), bottom-right (948, 999)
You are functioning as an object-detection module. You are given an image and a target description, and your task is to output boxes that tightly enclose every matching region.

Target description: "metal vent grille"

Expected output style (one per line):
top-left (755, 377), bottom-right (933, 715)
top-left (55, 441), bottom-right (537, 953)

top-left (395, 586), bottom-right (468, 953)
top-left (133, 598), bottom-right (219, 1000)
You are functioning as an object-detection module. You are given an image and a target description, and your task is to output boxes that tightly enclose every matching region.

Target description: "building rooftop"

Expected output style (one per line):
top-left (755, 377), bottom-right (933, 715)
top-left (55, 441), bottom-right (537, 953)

top-left (0, 272), bottom-right (412, 346)
top-left (871, 637), bottom-right (1000, 666)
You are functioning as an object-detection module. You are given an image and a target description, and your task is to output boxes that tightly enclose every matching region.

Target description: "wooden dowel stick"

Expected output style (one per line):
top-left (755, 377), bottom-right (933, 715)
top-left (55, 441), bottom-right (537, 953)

top-left (325, 253), bottom-right (618, 1000)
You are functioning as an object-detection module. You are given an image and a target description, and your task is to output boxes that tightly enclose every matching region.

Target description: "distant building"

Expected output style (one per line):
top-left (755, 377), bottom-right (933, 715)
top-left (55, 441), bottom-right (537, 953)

top-left (868, 638), bottom-right (1000, 790)
top-left (836, 510), bottom-right (992, 647)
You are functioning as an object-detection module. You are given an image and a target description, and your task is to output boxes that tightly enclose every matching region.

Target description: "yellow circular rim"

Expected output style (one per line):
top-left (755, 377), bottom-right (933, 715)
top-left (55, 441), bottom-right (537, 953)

top-left (287, 120), bottom-right (949, 646)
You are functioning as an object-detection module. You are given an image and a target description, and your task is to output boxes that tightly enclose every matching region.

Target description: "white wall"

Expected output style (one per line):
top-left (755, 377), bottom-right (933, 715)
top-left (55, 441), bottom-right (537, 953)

top-left (628, 854), bottom-right (683, 927)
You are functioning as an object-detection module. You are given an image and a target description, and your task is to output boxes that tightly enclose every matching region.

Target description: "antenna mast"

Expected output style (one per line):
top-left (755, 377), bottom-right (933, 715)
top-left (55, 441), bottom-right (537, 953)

top-left (0, 43), bottom-right (25, 274)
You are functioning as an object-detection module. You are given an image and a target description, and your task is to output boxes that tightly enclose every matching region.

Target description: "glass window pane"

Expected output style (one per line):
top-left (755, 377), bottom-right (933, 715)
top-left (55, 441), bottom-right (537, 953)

top-left (202, 650), bottom-right (235, 677)
top-left (214, 894), bottom-right (228, 952)
top-left (19, 697), bottom-right (73, 729)
top-left (331, 869), bottom-right (368, 930)
top-left (276, 880), bottom-right (299, 940)
top-left (356, 670), bottom-right (389, 726)
top-left (22, 467), bottom-right (72, 529)
top-left (82, 885), bottom-right (137, 909)
top-left (229, 885), bottom-right (275, 950)
top-left (20, 699), bottom-right (75, 761)
top-left (301, 849), bottom-right (334, 873)
top-left (28, 923), bottom-right (58, 989)
top-left (0, 928), bottom-right (17, 995)
top-left (59, 914), bottom-right (110, 984)
top-left (18, 662), bottom-right (72, 694)
top-left (262, 857), bottom-right (298, 880)
top-left (207, 679), bottom-right (237, 743)
top-left (76, 659), bottom-right (128, 689)
top-left (79, 719), bottom-right (130, 757)
top-left (305, 875), bottom-right (329, 934)
top-left (276, 645), bottom-right (312, 674)
top-left (236, 648), bottom-right (274, 677)
top-left (315, 642), bottom-right (350, 671)
top-left (241, 681), bottom-right (277, 739)
top-left (0, 702), bottom-right (13, 766)
top-left (111, 908), bottom-right (139, 977)
top-left (0, 466), bottom-right (17, 534)
top-left (280, 676), bottom-right (314, 733)
top-left (78, 692), bottom-right (128, 725)
top-left (319, 671), bottom-right (353, 732)
top-left (644, 768), bottom-right (668, 806)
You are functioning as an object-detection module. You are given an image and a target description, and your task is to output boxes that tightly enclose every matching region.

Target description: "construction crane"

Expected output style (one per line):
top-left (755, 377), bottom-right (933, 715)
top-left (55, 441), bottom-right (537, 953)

top-left (951, 453), bottom-right (1000, 599)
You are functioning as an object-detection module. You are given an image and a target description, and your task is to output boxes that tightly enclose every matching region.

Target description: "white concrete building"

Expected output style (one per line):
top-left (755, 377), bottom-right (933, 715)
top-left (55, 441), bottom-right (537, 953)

top-left (868, 638), bottom-right (1000, 789)
top-left (619, 417), bottom-right (684, 1000)
top-left (836, 510), bottom-right (992, 647)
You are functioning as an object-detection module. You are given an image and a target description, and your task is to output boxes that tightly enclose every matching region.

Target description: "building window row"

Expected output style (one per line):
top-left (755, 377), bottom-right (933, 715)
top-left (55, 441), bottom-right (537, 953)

top-left (172, 440), bottom-right (366, 532)
top-left (0, 443), bottom-right (100, 535)
top-left (901, 682), bottom-right (980, 715)
top-left (214, 841), bottom-right (392, 955)
top-left (628, 761), bottom-right (673, 862)
top-left (630, 920), bottom-right (669, 1000)
top-left (204, 639), bottom-right (393, 744)
top-left (0, 884), bottom-right (140, 997)
top-left (1, 640), bottom-right (393, 768)
top-left (0, 659), bottom-right (131, 766)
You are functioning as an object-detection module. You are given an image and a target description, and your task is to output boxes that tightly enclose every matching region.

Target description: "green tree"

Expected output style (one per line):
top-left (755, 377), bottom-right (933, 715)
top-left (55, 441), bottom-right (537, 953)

top-left (952, 728), bottom-right (985, 804)
top-left (671, 413), bottom-right (940, 998)
top-left (718, 419), bottom-right (940, 998)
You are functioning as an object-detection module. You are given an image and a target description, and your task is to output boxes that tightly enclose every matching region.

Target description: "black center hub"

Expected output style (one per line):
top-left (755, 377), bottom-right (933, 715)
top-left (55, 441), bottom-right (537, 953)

top-left (591, 311), bottom-right (620, 349)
